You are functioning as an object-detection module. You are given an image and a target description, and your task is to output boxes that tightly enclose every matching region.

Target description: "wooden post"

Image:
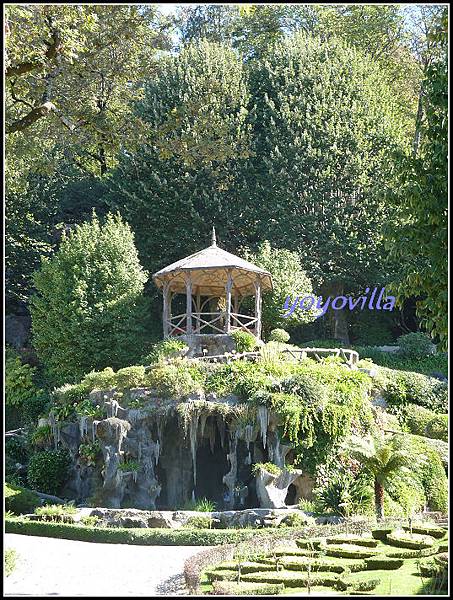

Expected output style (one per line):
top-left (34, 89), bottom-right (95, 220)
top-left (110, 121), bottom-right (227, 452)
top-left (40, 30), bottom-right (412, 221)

top-left (254, 278), bottom-right (262, 339)
top-left (196, 288), bottom-right (201, 333)
top-left (186, 273), bottom-right (193, 334)
top-left (225, 270), bottom-right (233, 333)
top-left (163, 281), bottom-right (170, 337)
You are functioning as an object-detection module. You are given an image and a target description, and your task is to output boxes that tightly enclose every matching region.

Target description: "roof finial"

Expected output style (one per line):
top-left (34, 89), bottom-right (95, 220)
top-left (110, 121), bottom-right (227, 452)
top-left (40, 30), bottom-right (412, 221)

top-left (211, 226), bottom-right (217, 247)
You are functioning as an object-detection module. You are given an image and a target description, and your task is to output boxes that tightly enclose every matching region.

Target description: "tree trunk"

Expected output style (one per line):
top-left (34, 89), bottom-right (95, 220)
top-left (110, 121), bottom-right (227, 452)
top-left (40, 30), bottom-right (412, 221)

top-left (374, 478), bottom-right (385, 522)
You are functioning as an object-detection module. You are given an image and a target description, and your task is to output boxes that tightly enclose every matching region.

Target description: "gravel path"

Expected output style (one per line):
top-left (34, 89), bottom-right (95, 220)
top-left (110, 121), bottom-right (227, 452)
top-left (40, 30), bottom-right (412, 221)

top-left (4, 534), bottom-right (204, 596)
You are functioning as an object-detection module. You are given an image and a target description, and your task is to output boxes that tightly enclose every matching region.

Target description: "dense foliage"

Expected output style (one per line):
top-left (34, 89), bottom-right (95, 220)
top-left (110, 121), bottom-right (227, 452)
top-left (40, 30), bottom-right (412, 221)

top-left (385, 8), bottom-right (448, 347)
top-left (30, 213), bottom-right (150, 384)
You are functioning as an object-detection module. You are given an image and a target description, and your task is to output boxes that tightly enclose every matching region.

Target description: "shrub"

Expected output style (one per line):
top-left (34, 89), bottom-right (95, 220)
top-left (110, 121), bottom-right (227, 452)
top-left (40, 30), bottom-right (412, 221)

top-left (80, 515), bottom-right (100, 527)
top-left (251, 462), bottom-right (281, 476)
top-left (386, 530), bottom-right (435, 549)
top-left (340, 577), bottom-right (381, 592)
top-left (5, 436), bottom-right (29, 464)
top-left (53, 382), bottom-right (90, 405)
top-left (30, 213), bottom-right (150, 385)
top-left (231, 330), bottom-right (258, 353)
top-left (280, 513), bottom-right (311, 528)
top-left (381, 369), bottom-right (447, 412)
top-left (398, 404), bottom-right (448, 441)
top-left (4, 483), bottom-right (41, 515)
top-left (354, 347), bottom-right (447, 377)
top-left (364, 557), bottom-right (404, 570)
top-left (397, 332), bottom-right (435, 358)
top-left (78, 440), bottom-right (101, 466)
top-left (146, 362), bottom-right (201, 398)
top-left (114, 366), bottom-right (146, 389)
top-left (81, 368), bottom-right (117, 391)
top-left (425, 415), bottom-right (448, 441)
top-left (34, 504), bottom-right (77, 521)
top-left (409, 437), bottom-right (448, 512)
top-left (31, 425), bottom-right (53, 447)
top-left (184, 516), bottom-right (213, 529)
top-left (5, 347), bottom-right (37, 407)
top-left (296, 539), bottom-right (323, 550)
top-left (27, 448), bottom-right (71, 495)
top-left (314, 472), bottom-right (373, 517)
top-left (145, 338), bottom-right (188, 363)
top-left (183, 497), bottom-right (216, 512)
top-left (269, 328), bottom-right (290, 343)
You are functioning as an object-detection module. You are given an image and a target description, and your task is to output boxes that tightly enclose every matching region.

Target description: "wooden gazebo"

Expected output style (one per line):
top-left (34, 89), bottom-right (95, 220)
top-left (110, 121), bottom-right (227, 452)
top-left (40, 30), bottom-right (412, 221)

top-left (153, 229), bottom-right (273, 339)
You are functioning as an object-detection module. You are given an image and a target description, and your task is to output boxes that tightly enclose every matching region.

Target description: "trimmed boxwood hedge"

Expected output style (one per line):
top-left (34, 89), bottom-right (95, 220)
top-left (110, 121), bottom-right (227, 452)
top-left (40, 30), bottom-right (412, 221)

top-left (5, 518), bottom-right (289, 546)
top-left (295, 538), bottom-right (323, 550)
top-left (211, 581), bottom-right (285, 595)
top-left (386, 531), bottom-right (435, 549)
top-left (371, 527), bottom-right (393, 541)
top-left (385, 546), bottom-right (440, 559)
top-left (402, 524), bottom-right (447, 539)
top-left (364, 557), bottom-right (404, 570)
top-left (213, 561), bottom-right (274, 574)
top-left (206, 569), bottom-right (238, 582)
top-left (326, 536), bottom-right (378, 548)
top-left (240, 570), bottom-right (340, 587)
top-left (271, 557), bottom-right (347, 573)
top-left (324, 544), bottom-right (378, 559)
top-left (273, 547), bottom-right (320, 557)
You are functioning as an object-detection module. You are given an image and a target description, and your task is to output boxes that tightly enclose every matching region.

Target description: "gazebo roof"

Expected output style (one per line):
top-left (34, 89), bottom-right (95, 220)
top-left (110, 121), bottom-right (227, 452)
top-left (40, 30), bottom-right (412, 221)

top-left (153, 231), bottom-right (273, 296)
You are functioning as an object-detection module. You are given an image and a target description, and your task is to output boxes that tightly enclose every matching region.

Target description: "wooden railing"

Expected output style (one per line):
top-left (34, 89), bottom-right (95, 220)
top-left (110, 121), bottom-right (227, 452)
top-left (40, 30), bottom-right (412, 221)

top-left (167, 311), bottom-right (258, 336)
top-left (198, 347), bottom-right (359, 368)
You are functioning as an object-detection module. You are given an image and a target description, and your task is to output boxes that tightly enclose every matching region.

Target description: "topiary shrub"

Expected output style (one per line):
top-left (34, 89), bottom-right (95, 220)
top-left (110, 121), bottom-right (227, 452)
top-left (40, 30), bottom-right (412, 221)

top-left (397, 332), bottom-right (435, 358)
top-left (425, 414), bottom-right (448, 442)
top-left (27, 448), bottom-right (71, 495)
top-left (269, 328), bottom-right (290, 343)
top-left (279, 512), bottom-right (311, 528)
top-left (338, 577), bottom-right (381, 592)
top-left (231, 330), bottom-right (258, 353)
top-left (386, 530), bottom-right (435, 549)
top-left (365, 557), bottom-right (404, 570)
top-left (5, 483), bottom-right (41, 515)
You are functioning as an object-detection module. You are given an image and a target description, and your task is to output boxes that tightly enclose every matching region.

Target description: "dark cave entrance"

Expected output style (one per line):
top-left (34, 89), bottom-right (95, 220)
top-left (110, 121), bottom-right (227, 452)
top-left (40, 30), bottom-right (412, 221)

top-left (194, 431), bottom-right (229, 508)
top-left (285, 483), bottom-right (297, 505)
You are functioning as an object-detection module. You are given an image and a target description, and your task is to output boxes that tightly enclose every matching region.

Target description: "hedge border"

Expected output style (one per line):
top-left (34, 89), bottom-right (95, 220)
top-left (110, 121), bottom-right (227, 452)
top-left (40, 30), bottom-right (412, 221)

top-left (5, 518), bottom-right (304, 546)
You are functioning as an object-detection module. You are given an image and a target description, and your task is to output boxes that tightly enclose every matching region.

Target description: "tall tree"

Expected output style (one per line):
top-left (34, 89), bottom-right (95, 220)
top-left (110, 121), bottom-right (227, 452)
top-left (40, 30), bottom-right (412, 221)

top-left (105, 41), bottom-right (252, 277)
top-left (30, 213), bottom-right (150, 385)
top-left (385, 8), bottom-right (448, 348)
top-left (247, 34), bottom-right (406, 341)
top-left (5, 4), bottom-right (169, 182)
